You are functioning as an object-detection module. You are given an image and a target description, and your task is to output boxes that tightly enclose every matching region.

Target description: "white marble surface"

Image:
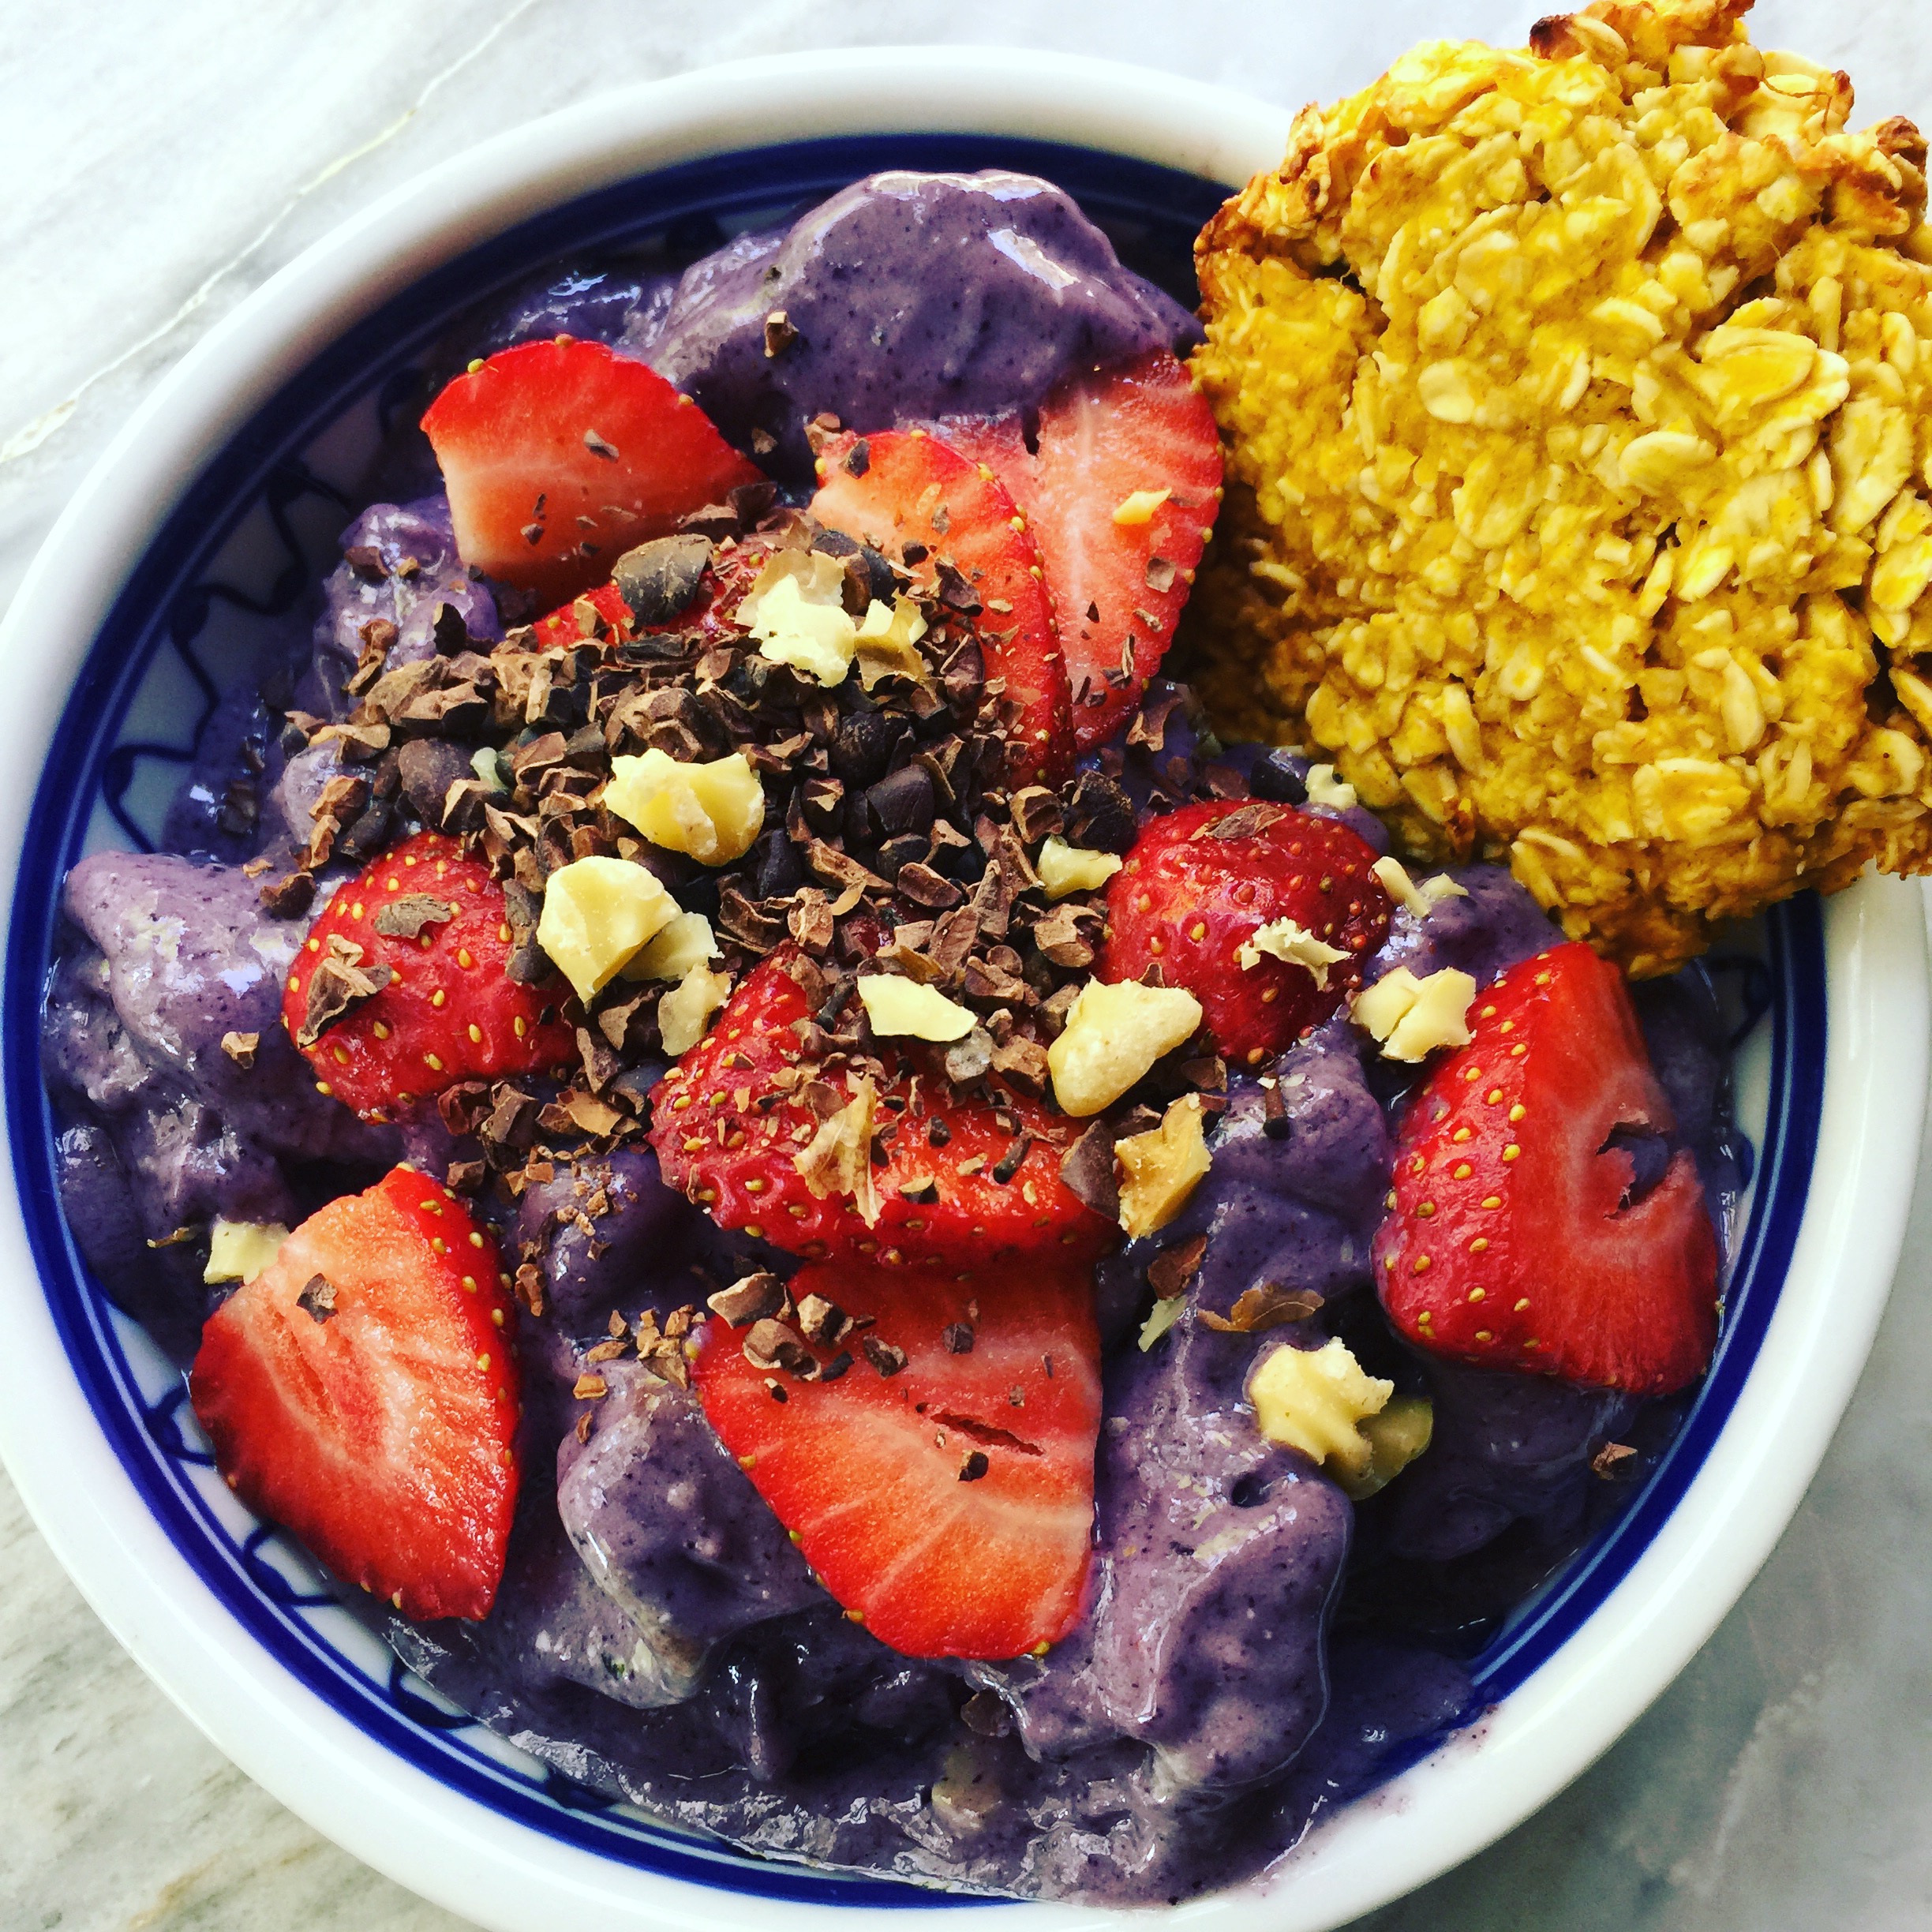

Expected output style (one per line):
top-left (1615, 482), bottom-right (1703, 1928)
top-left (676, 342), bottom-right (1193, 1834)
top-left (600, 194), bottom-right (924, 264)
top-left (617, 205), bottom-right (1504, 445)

top-left (7, 1), bottom-right (1932, 1925)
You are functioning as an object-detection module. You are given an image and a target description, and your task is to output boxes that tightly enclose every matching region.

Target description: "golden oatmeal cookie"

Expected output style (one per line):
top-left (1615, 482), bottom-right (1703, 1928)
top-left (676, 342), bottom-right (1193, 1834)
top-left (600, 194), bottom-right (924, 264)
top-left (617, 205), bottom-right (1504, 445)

top-left (1186, 0), bottom-right (1932, 972)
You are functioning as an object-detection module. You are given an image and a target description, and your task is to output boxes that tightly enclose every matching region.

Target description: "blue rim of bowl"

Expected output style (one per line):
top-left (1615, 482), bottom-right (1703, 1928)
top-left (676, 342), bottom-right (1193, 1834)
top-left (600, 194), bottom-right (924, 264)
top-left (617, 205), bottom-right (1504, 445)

top-left (2, 129), bottom-right (1824, 1906)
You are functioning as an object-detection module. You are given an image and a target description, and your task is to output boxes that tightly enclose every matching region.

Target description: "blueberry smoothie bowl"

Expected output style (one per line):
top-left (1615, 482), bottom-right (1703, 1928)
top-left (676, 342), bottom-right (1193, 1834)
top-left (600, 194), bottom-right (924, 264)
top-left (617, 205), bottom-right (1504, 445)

top-left (6, 39), bottom-right (1930, 1932)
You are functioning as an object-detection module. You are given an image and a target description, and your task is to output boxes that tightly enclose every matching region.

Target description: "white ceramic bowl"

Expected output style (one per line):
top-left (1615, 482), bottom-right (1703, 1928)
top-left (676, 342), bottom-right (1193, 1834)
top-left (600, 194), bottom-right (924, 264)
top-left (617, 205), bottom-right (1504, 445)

top-left (1, 47), bottom-right (1926, 1932)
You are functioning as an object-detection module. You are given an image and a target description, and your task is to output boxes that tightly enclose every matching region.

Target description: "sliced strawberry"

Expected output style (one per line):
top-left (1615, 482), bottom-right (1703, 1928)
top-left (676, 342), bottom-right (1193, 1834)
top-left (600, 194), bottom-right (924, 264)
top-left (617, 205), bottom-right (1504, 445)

top-left (648, 945), bottom-right (1113, 1267)
top-left (1099, 800), bottom-right (1391, 1066)
top-left (530, 578), bottom-right (633, 651)
top-left (1375, 942), bottom-right (1720, 1396)
top-left (283, 831), bottom-right (575, 1120)
top-left (809, 429), bottom-right (1072, 785)
top-left (694, 1260), bottom-right (1100, 1658)
top-left (189, 1166), bottom-right (521, 1620)
top-left (941, 351), bottom-right (1222, 751)
top-left (421, 338), bottom-right (766, 605)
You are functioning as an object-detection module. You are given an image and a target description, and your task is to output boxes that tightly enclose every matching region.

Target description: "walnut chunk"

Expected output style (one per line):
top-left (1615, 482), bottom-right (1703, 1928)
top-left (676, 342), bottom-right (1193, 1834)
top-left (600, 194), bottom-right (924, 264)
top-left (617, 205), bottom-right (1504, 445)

top-left (1114, 1094), bottom-right (1213, 1238)
top-left (1046, 979), bottom-right (1203, 1116)
top-left (603, 748), bottom-right (766, 865)
top-left (1247, 1337), bottom-right (1392, 1481)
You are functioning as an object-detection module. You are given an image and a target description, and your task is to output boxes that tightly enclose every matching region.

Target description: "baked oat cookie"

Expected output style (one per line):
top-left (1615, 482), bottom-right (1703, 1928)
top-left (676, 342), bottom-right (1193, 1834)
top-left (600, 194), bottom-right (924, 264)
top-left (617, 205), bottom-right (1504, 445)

top-left (1187, 0), bottom-right (1932, 972)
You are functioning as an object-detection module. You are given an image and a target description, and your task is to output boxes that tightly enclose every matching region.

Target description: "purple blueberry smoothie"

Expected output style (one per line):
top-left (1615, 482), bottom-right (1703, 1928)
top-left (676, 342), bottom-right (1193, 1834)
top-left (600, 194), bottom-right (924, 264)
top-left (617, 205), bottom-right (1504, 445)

top-left (36, 168), bottom-right (1743, 1904)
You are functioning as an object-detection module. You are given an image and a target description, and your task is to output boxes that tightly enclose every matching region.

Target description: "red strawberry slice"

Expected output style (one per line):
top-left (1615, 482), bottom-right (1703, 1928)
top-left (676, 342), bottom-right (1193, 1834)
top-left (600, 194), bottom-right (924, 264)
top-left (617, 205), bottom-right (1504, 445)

top-left (1375, 942), bottom-right (1720, 1396)
top-left (693, 1260), bottom-right (1101, 1658)
top-left (649, 945), bottom-right (1113, 1267)
top-left (809, 429), bottom-right (1072, 785)
top-left (189, 1166), bottom-right (521, 1621)
top-left (940, 350), bottom-right (1222, 751)
top-left (531, 579), bottom-right (633, 651)
top-left (283, 831), bottom-right (575, 1121)
top-left (1099, 800), bottom-right (1391, 1066)
top-left (421, 338), bottom-right (766, 605)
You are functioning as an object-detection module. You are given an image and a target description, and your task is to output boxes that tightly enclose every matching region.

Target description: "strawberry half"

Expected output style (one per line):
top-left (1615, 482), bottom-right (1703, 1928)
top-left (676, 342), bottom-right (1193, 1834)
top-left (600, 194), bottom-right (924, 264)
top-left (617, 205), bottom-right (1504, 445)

top-left (283, 831), bottom-right (575, 1120)
top-left (809, 428), bottom-right (1073, 785)
top-left (1099, 800), bottom-right (1391, 1066)
top-left (940, 350), bottom-right (1222, 751)
top-left (189, 1166), bottom-right (521, 1621)
top-left (693, 1260), bottom-right (1101, 1658)
top-left (1375, 943), bottom-right (1720, 1396)
top-left (648, 945), bottom-right (1113, 1267)
top-left (421, 338), bottom-right (766, 605)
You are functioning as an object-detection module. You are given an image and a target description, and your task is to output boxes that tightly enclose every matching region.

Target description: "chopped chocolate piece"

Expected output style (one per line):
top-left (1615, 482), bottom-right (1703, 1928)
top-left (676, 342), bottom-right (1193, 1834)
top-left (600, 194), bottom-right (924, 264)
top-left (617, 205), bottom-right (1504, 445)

top-left (344, 544), bottom-right (387, 582)
top-left (1194, 801), bottom-right (1286, 841)
top-left (1058, 1121), bottom-right (1120, 1219)
top-left (707, 1272), bottom-right (786, 1327)
top-left (510, 731), bottom-right (570, 788)
top-left (1197, 1285), bottom-right (1324, 1333)
top-left (1062, 771), bottom-right (1136, 853)
top-left (213, 777), bottom-right (259, 838)
top-left (863, 763), bottom-right (935, 839)
top-left (989, 1037), bottom-right (1049, 1094)
top-left (958, 1450), bottom-right (990, 1482)
top-left (816, 1350), bottom-right (853, 1383)
top-left (429, 601), bottom-right (471, 656)
top-left (942, 1026), bottom-right (994, 1085)
top-left (1262, 1081), bottom-right (1291, 1140)
top-left (576, 1025), bottom-right (622, 1092)
top-left (796, 1293), bottom-right (854, 1347)
top-left (799, 774), bottom-right (845, 837)
top-left (763, 309), bottom-right (799, 358)
top-left (1123, 682), bottom-right (1190, 757)
top-left (1147, 1233), bottom-right (1209, 1299)
top-left (445, 1159), bottom-right (486, 1196)
top-left (719, 883), bottom-right (791, 953)
top-left (804, 840), bottom-right (887, 900)
top-left (371, 893), bottom-right (458, 940)
top-left (1591, 1441), bottom-right (1638, 1479)
top-left (934, 561), bottom-right (982, 616)
top-left (612, 534), bottom-right (713, 626)
top-left (295, 935), bottom-right (395, 1050)
top-left (963, 955), bottom-right (1028, 1004)
top-left (482, 1086), bottom-right (541, 1151)
top-left (297, 1274), bottom-right (337, 1324)
top-left (862, 1335), bottom-right (908, 1377)
top-left (988, 1135), bottom-right (1033, 1186)
top-left (1007, 785), bottom-right (1063, 845)
top-left (942, 1320), bottom-right (975, 1354)
top-left (561, 1090), bottom-right (625, 1136)
top-left (743, 1318), bottom-right (815, 1377)
top-left (927, 906), bottom-right (979, 977)
top-left (829, 710), bottom-right (900, 789)
top-left (311, 768), bottom-right (372, 832)
top-left (514, 1262), bottom-right (545, 1317)
top-left (436, 1080), bottom-right (493, 1136)
top-left (1031, 903), bottom-right (1097, 969)
top-left (395, 739), bottom-right (473, 828)
top-left (219, 1030), bottom-right (259, 1069)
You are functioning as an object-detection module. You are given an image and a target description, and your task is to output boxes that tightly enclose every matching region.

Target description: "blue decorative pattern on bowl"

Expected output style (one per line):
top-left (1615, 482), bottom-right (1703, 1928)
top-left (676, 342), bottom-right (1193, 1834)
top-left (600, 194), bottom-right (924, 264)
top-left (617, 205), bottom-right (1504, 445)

top-left (1, 130), bottom-right (1819, 1904)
